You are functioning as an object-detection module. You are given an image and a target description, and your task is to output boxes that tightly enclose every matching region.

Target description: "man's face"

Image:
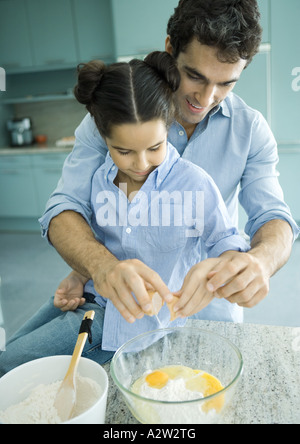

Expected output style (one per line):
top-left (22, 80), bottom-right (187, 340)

top-left (166, 37), bottom-right (247, 130)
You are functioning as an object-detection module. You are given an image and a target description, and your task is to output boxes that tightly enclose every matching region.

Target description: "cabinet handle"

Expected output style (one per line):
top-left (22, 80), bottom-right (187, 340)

top-left (0, 170), bottom-right (20, 175)
top-left (45, 59), bottom-right (66, 65)
top-left (90, 54), bottom-right (113, 60)
top-left (43, 169), bottom-right (63, 174)
top-left (3, 62), bottom-right (21, 69)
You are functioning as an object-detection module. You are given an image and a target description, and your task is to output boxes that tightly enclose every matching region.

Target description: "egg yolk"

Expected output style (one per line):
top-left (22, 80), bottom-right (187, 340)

top-left (145, 371), bottom-right (169, 389)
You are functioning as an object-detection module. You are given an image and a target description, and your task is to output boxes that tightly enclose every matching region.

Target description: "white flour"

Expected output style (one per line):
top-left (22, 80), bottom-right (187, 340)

top-left (0, 375), bottom-right (103, 424)
top-left (139, 377), bottom-right (204, 402)
top-left (134, 377), bottom-right (217, 424)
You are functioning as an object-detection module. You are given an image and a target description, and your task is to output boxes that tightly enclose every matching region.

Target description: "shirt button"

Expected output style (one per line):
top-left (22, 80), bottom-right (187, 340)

top-left (126, 227), bottom-right (132, 234)
top-left (179, 131), bottom-right (185, 136)
top-left (111, 166), bottom-right (116, 171)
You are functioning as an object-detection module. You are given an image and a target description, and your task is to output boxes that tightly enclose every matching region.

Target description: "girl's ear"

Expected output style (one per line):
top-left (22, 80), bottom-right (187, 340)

top-left (165, 36), bottom-right (173, 56)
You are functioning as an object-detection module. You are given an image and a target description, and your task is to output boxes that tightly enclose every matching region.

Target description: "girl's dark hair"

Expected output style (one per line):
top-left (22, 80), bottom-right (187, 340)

top-left (167, 0), bottom-right (262, 66)
top-left (74, 52), bottom-right (180, 138)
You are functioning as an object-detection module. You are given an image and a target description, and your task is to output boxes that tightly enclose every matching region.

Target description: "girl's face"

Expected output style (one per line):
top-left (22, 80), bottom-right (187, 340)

top-left (106, 119), bottom-right (168, 185)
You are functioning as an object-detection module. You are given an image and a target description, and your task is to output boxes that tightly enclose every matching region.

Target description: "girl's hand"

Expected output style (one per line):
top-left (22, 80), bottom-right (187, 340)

top-left (92, 258), bottom-right (173, 323)
top-left (54, 271), bottom-right (87, 312)
top-left (172, 258), bottom-right (220, 317)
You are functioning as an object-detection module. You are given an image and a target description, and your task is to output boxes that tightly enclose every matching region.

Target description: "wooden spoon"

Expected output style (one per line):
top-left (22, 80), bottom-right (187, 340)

top-left (54, 310), bottom-right (95, 422)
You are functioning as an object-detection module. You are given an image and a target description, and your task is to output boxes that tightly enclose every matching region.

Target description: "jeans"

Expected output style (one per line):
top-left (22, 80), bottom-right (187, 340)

top-left (0, 294), bottom-right (114, 378)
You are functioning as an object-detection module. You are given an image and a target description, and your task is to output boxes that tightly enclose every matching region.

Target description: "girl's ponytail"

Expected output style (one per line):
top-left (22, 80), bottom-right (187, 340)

top-left (73, 52), bottom-right (180, 138)
top-left (74, 60), bottom-right (106, 113)
top-left (144, 51), bottom-right (180, 93)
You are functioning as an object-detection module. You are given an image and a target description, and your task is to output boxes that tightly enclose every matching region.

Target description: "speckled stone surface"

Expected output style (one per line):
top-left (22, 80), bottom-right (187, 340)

top-left (103, 320), bottom-right (300, 424)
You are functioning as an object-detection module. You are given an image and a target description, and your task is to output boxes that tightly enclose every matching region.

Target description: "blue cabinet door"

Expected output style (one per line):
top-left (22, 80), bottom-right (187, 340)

top-left (31, 153), bottom-right (68, 214)
top-left (0, 0), bottom-right (34, 71)
top-left (0, 156), bottom-right (39, 217)
top-left (73, 0), bottom-right (115, 63)
top-left (112, 0), bottom-right (178, 58)
top-left (26, 0), bottom-right (78, 68)
top-left (271, 0), bottom-right (300, 144)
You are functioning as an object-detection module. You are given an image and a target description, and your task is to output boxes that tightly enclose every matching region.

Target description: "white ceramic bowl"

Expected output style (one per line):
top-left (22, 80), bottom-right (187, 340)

top-left (0, 356), bottom-right (108, 424)
top-left (111, 327), bottom-right (243, 424)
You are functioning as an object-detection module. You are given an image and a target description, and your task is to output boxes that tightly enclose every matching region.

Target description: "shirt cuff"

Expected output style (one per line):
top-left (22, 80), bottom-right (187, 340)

top-left (207, 234), bottom-right (250, 258)
top-left (245, 212), bottom-right (300, 243)
top-left (38, 203), bottom-right (92, 244)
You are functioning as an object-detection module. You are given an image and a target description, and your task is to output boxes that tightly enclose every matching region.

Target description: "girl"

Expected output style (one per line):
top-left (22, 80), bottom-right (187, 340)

top-left (0, 53), bottom-right (248, 375)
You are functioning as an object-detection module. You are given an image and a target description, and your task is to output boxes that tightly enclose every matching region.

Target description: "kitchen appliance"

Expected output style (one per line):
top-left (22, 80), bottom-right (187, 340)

top-left (7, 118), bottom-right (34, 147)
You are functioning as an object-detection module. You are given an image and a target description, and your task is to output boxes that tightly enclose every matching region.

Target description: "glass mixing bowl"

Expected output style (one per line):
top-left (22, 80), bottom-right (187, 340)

top-left (110, 327), bottom-right (243, 424)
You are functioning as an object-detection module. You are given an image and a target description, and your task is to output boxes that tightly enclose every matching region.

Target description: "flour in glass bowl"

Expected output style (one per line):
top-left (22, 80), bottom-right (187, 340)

top-left (139, 377), bottom-right (204, 402)
top-left (134, 377), bottom-right (217, 424)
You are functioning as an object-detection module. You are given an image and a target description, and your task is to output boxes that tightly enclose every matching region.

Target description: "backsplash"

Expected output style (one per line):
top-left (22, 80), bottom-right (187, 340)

top-left (13, 99), bottom-right (87, 147)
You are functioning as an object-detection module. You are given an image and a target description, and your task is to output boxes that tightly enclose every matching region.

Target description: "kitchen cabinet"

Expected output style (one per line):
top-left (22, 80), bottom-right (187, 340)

top-left (73, 0), bottom-right (115, 63)
top-left (0, 0), bottom-right (34, 71)
top-left (26, 0), bottom-right (78, 69)
top-left (0, 151), bottom-right (69, 230)
top-left (0, 0), bottom-right (115, 75)
top-left (0, 156), bottom-right (39, 217)
top-left (112, 0), bottom-right (179, 58)
top-left (31, 153), bottom-right (68, 214)
top-left (271, 0), bottom-right (300, 144)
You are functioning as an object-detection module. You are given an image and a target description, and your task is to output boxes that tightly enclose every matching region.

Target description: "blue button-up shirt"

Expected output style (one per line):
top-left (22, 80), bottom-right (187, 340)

top-left (39, 92), bottom-right (299, 332)
top-left (84, 143), bottom-right (249, 350)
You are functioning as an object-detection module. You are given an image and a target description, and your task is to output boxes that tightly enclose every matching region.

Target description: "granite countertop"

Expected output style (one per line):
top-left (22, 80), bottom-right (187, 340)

top-left (103, 320), bottom-right (300, 425)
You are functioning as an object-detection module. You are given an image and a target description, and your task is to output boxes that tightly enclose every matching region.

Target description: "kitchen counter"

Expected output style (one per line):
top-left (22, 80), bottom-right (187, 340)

top-left (103, 320), bottom-right (300, 424)
top-left (0, 146), bottom-right (72, 155)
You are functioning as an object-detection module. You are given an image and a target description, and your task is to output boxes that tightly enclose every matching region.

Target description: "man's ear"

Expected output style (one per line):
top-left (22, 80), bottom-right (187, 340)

top-left (165, 36), bottom-right (173, 56)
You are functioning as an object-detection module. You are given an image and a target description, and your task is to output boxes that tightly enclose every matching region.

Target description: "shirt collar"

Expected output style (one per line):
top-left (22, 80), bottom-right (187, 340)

top-left (104, 142), bottom-right (180, 189)
top-left (209, 96), bottom-right (231, 119)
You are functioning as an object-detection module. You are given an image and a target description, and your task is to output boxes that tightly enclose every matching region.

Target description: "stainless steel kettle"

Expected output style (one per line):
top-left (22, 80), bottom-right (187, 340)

top-left (7, 118), bottom-right (34, 147)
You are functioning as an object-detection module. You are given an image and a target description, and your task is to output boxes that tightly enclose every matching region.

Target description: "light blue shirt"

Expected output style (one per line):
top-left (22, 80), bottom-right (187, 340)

top-left (39, 92), bottom-right (300, 331)
top-left (84, 143), bottom-right (249, 350)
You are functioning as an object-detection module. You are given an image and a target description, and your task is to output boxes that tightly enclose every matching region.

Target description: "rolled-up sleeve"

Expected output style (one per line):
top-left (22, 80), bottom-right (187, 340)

top-left (200, 174), bottom-right (250, 257)
top-left (239, 113), bottom-right (300, 242)
top-left (38, 114), bottom-right (108, 240)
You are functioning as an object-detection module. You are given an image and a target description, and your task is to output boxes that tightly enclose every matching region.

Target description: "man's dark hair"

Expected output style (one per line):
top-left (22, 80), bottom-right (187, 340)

top-left (167, 0), bottom-right (263, 66)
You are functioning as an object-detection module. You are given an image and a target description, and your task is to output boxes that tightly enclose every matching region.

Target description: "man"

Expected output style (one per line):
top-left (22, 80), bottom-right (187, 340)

top-left (40, 0), bottom-right (299, 323)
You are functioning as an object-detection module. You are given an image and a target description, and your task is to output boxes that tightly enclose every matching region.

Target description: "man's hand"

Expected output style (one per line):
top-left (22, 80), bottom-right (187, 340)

top-left (172, 251), bottom-right (270, 317)
top-left (205, 250), bottom-right (270, 308)
top-left (206, 220), bottom-right (294, 308)
top-left (92, 258), bottom-right (174, 324)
